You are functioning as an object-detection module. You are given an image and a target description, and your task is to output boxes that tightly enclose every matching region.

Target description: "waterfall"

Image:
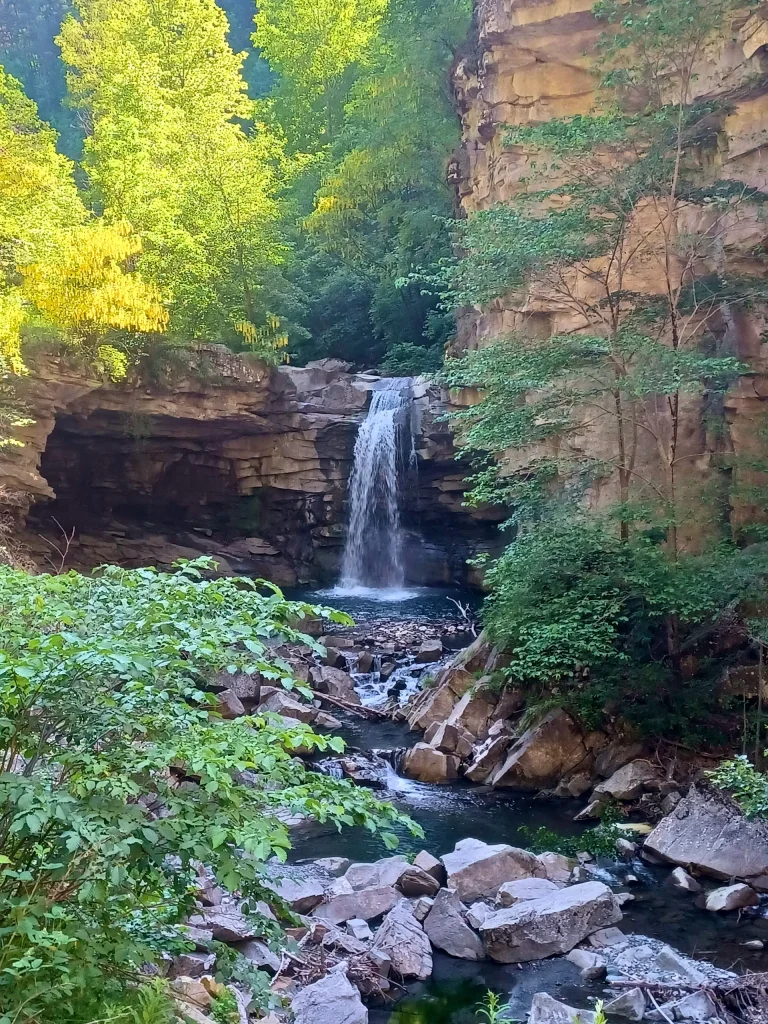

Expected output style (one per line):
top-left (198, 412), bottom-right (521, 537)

top-left (337, 378), bottom-right (413, 594)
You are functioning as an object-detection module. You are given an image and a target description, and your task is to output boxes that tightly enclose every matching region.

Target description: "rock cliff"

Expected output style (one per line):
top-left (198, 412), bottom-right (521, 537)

top-left (0, 347), bottom-right (502, 584)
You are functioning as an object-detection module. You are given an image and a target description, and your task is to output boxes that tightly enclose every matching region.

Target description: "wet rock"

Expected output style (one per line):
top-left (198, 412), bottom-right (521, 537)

top-left (528, 993), bottom-right (596, 1024)
top-left (480, 881), bottom-right (623, 963)
top-left (604, 988), bottom-right (647, 1020)
top-left (743, 938), bottom-right (765, 949)
top-left (615, 838), bottom-right (638, 859)
top-left (537, 852), bottom-right (573, 883)
top-left (416, 639), bottom-right (443, 663)
top-left (594, 759), bottom-right (662, 800)
top-left (310, 665), bottom-right (361, 705)
top-left (259, 691), bottom-right (318, 724)
top-left (442, 838), bottom-right (544, 901)
top-left (267, 877), bottom-right (325, 914)
top-left (705, 883), bottom-right (759, 911)
top-left (315, 711), bottom-right (343, 730)
top-left (670, 867), bottom-right (702, 893)
top-left (214, 689), bottom-right (246, 719)
top-left (397, 865), bottom-right (441, 898)
top-left (424, 888), bottom-right (484, 960)
top-left (312, 886), bottom-right (400, 926)
top-left (291, 971), bottom-right (368, 1024)
top-left (488, 710), bottom-right (591, 790)
top-left (424, 720), bottom-right (473, 758)
top-left (372, 899), bottom-right (433, 980)
top-left (402, 743), bottom-right (459, 783)
top-left (344, 857), bottom-right (409, 891)
top-left (644, 784), bottom-right (768, 882)
top-left (346, 918), bottom-right (372, 941)
top-left (167, 952), bottom-right (217, 980)
top-left (497, 878), bottom-right (559, 906)
top-left (356, 651), bottom-right (374, 673)
top-left (413, 850), bottom-right (445, 883)
top-left (236, 939), bottom-right (281, 973)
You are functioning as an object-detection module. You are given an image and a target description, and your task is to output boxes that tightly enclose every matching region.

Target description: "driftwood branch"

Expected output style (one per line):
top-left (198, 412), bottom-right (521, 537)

top-left (312, 690), bottom-right (387, 720)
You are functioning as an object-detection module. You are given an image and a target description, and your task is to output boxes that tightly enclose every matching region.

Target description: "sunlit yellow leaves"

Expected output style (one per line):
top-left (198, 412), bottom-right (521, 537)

top-left (22, 221), bottom-right (168, 355)
top-left (0, 292), bottom-right (26, 373)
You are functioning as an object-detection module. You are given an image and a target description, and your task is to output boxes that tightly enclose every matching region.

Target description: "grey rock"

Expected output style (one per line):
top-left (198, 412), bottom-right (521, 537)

top-left (537, 852), bottom-right (573, 883)
top-left (653, 945), bottom-right (708, 984)
top-left (167, 952), bottom-right (216, 980)
top-left (214, 689), bottom-right (246, 719)
top-left (743, 939), bottom-right (765, 950)
top-left (413, 896), bottom-right (434, 922)
top-left (413, 850), bottom-right (445, 883)
top-left (311, 665), bottom-right (361, 705)
top-left (661, 790), bottom-right (682, 815)
top-left (566, 948), bottom-right (604, 971)
top-left (314, 857), bottom-right (351, 877)
top-left (356, 651), bottom-right (374, 673)
top-left (416, 639), bottom-right (443, 663)
top-left (344, 857), bottom-right (409, 891)
top-left (259, 691), bottom-right (317, 724)
top-left (291, 971), bottom-right (368, 1024)
top-left (187, 906), bottom-right (256, 943)
top-left (424, 889), bottom-right (484, 960)
top-left (480, 881), bottom-right (623, 963)
top-left (644, 784), bottom-right (768, 882)
top-left (466, 901), bottom-right (492, 929)
top-left (236, 939), bottom-right (281, 973)
top-left (312, 886), bottom-right (400, 926)
top-left (705, 883), bottom-right (759, 912)
top-left (346, 918), bottom-right (372, 941)
top-left (615, 838), bottom-right (638, 859)
top-left (594, 760), bottom-right (662, 800)
top-left (604, 988), bottom-right (647, 1021)
top-left (528, 993), bottom-right (596, 1024)
top-left (497, 878), bottom-right (559, 907)
top-left (267, 876), bottom-right (325, 914)
top-left (373, 899), bottom-right (433, 979)
top-left (595, 741), bottom-right (645, 778)
top-left (441, 838), bottom-right (543, 901)
top-left (674, 991), bottom-right (720, 1022)
top-left (397, 865), bottom-right (441, 898)
top-left (670, 867), bottom-right (702, 893)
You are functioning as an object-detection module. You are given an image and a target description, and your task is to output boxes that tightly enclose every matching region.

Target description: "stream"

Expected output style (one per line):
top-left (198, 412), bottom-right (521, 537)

top-left (288, 587), bottom-right (768, 1024)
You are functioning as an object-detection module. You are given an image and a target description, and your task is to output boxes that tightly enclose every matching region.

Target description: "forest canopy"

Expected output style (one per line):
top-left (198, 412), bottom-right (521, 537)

top-left (0, 0), bottom-right (470, 378)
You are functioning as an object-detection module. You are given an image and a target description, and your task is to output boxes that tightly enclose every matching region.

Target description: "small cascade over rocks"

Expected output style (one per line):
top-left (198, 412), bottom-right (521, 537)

top-left (337, 378), bottom-right (414, 595)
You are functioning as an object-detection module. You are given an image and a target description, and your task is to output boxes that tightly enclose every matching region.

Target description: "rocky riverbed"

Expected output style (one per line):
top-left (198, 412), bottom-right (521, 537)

top-left (168, 601), bottom-right (768, 1024)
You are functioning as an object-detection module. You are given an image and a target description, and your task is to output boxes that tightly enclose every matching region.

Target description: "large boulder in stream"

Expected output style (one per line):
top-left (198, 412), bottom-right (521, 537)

top-left (291, 971), bottom-right (368, 1024)
top-left (644, 784), bottom-right (768, 883)
top-left (312, 886), bottom-right (400, 925)
top-left (402, 743), bottom-right (460, 783)
top-left (441, 838), bottom-right (544, 901)
top-left (423, 888), bottom-right (484, 960)
top-left (487, 709), bottom-right (592, 790)
top-left (310, 665), bottom-right (361, 704)
top-left (480, 881), bottom-right (623, 962)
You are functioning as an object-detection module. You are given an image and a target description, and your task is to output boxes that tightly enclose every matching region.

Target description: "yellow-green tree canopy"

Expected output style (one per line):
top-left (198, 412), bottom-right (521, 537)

top-left (59, 0), bottom-right (288, 354)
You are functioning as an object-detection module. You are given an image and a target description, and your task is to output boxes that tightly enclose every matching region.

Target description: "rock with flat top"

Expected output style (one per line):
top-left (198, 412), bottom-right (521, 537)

top-left (187, 905), bottom-right (256, 942)
top-left (291, 971), bottom-right (368, 1024)
top-left (310, 665), bottom-right (361, 704)
top-left (413, 849), bottom-right (445, 883)
top-left (236, 939), bottom-right (280, 973)
top-left (528, 993), bottom-right (595, 1024)
top-left (397, 865), bottom-right (441, 898)
top-left (266, 876), bottom-right (324, 913)
top-left (652, 945), bottom-right (707, 984)
top-left (259, 691), bottom-right (317, 724)
top-left (402, 743), bottom-right (459, 784)
top-left (705, 883), bottom-right (759, 912)
top-left (372, 899), bottom-right (433, 979)
top-left (423, 889), bottom-right (484, 960)
top-left (644, 784), bottom-right (768, 882)
top-left (594, 759), bottom-right (662, 800)
top-left (480, 881), bottom-right (623, 963)
top-left (537, 851), bottom-right (573, 883)
top-left (497, 877), bottom-right (559, 906)
top-left (441, 838), bottom-right (543, 901)
top-left (416, 639), bottom-right (443, 663)
top-left (466, 901), bottom-right (492, 928)
top-left (312, 886), bottom-right (400, 926)
top-left (346, 918), bottom-right (372, 941)
top-left (344, 856), bottom-right (409, 891)
top-left (314, 856), bottom-right (351, 877)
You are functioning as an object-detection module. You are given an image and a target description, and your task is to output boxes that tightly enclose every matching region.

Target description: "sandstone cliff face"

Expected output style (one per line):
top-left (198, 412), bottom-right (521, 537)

top-left (0, 347), bottom-right (501, 584)
top-left (450, 0), bottom-right (768, 537)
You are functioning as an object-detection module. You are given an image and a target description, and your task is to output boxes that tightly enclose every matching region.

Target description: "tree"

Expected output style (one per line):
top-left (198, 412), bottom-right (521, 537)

top-left (0, 559), bottom-right (418, 1023)
top-left (441, 0), bottom-right (768, 736)
top-left (59, 0), bottom-right (289, 358)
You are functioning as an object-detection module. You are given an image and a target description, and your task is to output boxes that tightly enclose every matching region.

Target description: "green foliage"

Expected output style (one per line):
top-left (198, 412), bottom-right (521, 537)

top-left (210, 988), bottom-right (239, 1024)
top-left (380, 342), bottom-right (442, 377)
top-left (477, 991), bottom-right (516, 1024)
top-left (707, 755), bottom-right (768, 818)
top-left (519, 806), bottom-right (624, 860)
top-left (0, 558), bottom-right (419, 1024)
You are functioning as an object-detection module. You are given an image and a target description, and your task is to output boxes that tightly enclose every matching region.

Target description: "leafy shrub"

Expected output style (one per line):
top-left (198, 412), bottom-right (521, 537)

top-left (0, 559), bottom-right (420, 1023)
top-left (707, 755), bottom-right (768, 818)
top-left (379, 342), bottom-right (442, 377)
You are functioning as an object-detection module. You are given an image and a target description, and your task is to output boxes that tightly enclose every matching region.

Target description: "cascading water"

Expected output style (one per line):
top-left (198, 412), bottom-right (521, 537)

top-left (336, 378), bottom-right (413, 595)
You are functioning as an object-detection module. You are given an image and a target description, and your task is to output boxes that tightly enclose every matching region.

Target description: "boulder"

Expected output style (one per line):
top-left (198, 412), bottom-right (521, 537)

top-left (705, 883), bottom-right (759, 912)
top-left (488, 710), bottom-right (590, 790)
top-left (413, 850), bottom-right (446, 883)
top-left (537, 852), bottom-right (573, 883)
top-left (344, 857), bottom-right (409, 891)
top-left (594, 740), bottom-right (645, 778)
top-left (372, 899), bottom-right (433, 979)
top-left (447, 688), bottom-right (496, 741)
top-left (673, 991), bottom-right (720, 1022)
top-left (291, 971), bottom-right (368, 1024)
top-left (603, 988), bottom-right (647, 1021)
top-left (356, 651), bottom-right (374, 673)
top-left (413, 896), bottom-right (434, 922)
top-left (644, 784), bottom-right (768, 882)
top-left (424, 888), bottom-right (484, 960)
top-left (406, 667), bottom-right (475, 731)
top-left (670, 867), bottom-right (702, 893)
top-left (416, 639), bottom-right (443, 663)
top-left (311, 665), bottom-right (361, 705)
top-left (312, 886), bottom-right (400, 925)
top-left (497, 878), bottom-right (559, 907)
top-left (441, 838), bottom-right (543, 901)
top-left (319, 636), bottom-right (356, 649)
top-left (594, 760), bottom-right (662, 800)
top-left (259, 691), bottom-right (317, 724)
top-left (424, 721), bottom-right (473, 758)
top-left (213, 689), bottom-right (247, 719)
top-left (466, 901), bottom-right (492, 928)
top-left (346, 918), bottom-right (372, 941)
top-left (235, 939), bottom-right (281, 973)
top-left (397, 865), bottom-right (441, 898)
top-left (528, 993), bottom-right (596, 1024)
top-left (187, 905), bottom-right (256, 942)
top-left (402, 743), bottom-right (459, 783)
top-left (480, 881), bottom-right (623, 963)
top-left (167, 952), bottom-right (216, 979)
top-left (652, 946), bottom-right (707, 984)
top-left (267, 876), bottom-right (325, 913)
top-left (464, 731), bottom-right (511, 783)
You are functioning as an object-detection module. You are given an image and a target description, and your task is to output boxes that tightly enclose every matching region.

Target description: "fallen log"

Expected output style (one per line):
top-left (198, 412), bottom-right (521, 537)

top-left (311, 689), bottom-right (387, 720)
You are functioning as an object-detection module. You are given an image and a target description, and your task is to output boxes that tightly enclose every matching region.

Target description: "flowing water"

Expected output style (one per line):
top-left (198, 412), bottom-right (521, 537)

top-left (335, 378), bottom-right (414, 596)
